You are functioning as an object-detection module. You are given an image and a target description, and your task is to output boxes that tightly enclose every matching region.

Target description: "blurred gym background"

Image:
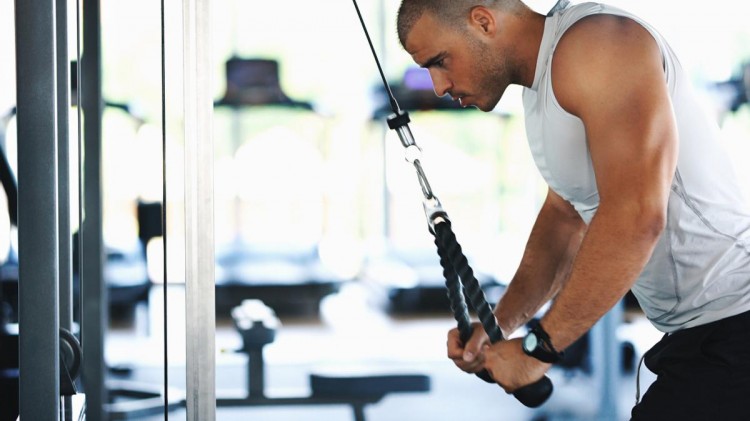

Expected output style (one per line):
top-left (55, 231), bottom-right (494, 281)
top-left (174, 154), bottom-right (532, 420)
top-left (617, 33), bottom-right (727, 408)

top-left (0, 0), bottom-right (748, 420)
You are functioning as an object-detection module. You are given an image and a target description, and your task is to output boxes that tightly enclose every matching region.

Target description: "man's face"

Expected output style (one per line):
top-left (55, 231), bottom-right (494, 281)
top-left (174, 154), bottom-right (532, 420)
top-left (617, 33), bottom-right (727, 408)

top-left (404, 12), bottom-right (511, 112)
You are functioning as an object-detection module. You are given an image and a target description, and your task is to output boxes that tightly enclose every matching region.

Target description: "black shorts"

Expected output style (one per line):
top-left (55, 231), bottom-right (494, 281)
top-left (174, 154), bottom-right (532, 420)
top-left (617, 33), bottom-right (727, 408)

top-left (630, 309), bottom-right (750, 421)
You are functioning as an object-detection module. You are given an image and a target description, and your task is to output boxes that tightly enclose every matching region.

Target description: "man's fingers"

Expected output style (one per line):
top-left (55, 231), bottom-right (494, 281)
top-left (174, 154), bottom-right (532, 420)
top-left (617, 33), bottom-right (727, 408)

top-left (464, 323), bottom-right (489, 362)
top-left (454, 353), bottom-right (486, 373)
top-left (447, 328), bottom-right (485, 372)
top-left (446, 326), bottom-right (485, 362)
top-left (446, 328), bottom-right (465, 359)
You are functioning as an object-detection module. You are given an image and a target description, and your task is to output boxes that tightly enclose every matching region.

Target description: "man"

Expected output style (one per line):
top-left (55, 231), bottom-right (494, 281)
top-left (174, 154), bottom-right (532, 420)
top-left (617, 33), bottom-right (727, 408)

top-left (397, 0), bottom-right (750, 419)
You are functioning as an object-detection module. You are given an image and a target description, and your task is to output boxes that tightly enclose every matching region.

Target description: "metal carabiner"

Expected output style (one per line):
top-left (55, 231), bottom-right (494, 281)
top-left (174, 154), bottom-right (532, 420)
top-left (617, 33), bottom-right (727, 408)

top-left (413, 159), bottom-right (434, 201)
top-left (422, 195), bottom-right (448, 234)
top-left (401, 143), bottom-right (435, 201)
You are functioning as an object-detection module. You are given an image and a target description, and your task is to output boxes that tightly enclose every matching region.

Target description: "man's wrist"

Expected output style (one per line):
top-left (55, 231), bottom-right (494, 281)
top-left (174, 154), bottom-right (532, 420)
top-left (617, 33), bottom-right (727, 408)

top-left (493, 308), bottom-right (512, 339)
top-left (521, 320), bottom-right (565, 364)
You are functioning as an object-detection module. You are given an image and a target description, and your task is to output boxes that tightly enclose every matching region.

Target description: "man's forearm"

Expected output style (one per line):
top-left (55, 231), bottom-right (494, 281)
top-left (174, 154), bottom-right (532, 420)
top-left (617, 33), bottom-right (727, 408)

top-left (540, 205), bottom-right (663, 351)
top-left (495, 191), bottom-right (586, 337)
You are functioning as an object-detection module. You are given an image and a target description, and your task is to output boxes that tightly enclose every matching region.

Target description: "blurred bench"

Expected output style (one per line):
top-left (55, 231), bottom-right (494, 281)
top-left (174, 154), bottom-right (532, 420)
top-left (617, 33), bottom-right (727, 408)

top-left (217, 299), bottom-right (431, 421)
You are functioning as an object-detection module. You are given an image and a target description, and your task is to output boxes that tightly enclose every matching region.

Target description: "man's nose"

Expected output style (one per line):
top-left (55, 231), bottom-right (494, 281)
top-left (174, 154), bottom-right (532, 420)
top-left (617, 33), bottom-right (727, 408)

top-left (428, 69), bottom-right (452, 97)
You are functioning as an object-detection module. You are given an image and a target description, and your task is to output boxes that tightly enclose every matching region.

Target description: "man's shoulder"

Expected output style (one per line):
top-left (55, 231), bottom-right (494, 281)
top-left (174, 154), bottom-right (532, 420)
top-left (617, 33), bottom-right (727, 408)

top-left (553, 10), bottom-right (657, 73)
top-left (560, 12), bottom-right (645, 46)
top-left (553, 2), bottom-right (650, 46)
top-left (550, 8), bottom-right (663, 115)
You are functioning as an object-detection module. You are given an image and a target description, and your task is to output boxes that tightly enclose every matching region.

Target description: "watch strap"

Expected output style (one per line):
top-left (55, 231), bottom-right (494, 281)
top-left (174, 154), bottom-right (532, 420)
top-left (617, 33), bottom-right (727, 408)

top-left (525, 320), bottom-right (564, 363)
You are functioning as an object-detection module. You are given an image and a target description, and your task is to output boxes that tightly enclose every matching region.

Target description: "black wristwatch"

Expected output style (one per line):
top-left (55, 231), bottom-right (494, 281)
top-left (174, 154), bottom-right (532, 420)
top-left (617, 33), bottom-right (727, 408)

top-left (522, 320), bottom-right (564, 364)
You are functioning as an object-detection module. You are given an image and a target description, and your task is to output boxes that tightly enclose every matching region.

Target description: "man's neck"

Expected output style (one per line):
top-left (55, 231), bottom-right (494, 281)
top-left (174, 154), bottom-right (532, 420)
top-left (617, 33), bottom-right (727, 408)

top-left (516, 12), bottom-right (547, 88)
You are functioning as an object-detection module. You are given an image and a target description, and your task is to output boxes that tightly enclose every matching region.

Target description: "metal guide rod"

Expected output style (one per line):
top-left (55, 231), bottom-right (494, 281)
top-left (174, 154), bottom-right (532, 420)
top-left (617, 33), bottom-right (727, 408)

top-left (57, 2), bottom-right (74, 417)
top-left (15, 0), bottom-right (61, 418)
top-left (160, 0), bottom-right (170, 417)
top-left (183, 0), bottom-right (217, 418)
top-left (57, 0), bottom-right (73, 333)
top-left (81, 0), bottom-right (108, 418)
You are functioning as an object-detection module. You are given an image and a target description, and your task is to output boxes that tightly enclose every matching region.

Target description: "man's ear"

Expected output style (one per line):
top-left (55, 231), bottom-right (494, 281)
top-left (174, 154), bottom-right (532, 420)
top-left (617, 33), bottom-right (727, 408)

top-left (468, 6), bottom-right (496, 35)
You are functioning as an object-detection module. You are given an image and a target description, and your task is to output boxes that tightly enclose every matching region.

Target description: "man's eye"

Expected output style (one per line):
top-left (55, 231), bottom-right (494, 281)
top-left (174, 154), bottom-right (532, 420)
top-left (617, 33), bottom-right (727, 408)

top-left (435, 59), bottom-right (445, 68)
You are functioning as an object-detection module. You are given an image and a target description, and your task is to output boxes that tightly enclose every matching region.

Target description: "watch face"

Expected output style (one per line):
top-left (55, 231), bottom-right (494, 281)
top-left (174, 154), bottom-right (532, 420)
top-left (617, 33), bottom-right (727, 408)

top-left (523, 332), bottom-right (538, 352)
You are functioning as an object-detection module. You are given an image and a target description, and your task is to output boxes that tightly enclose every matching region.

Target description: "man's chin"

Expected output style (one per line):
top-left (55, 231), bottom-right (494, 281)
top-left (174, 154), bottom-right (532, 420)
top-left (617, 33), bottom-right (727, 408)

top-left (458, 95), bottom-right (500, 112)
top-left (477, 96), bottom-right (503, 112)
top-left (460, 98), bottom-right (488, 112)
top-left (475, 101), bottom-right (496, 112)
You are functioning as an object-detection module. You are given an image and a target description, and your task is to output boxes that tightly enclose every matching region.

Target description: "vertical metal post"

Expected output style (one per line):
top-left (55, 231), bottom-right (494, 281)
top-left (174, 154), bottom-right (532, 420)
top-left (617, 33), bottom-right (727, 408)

top-left (57, 0), bottom-right (73, 335)
top-left (57, 2), bottom-right (74, 419)
top-left (15, 0), bottom-right (61, 419)
top-left (376, 0), bottom-right (390, 243)
top-left (381, 131), bottom-right (390, 239)
top-left (590, 302), bottom-right (622, 420)
top-left (377, 0), bottom-right (386, 73)
top-left (80, 0), bottom-right (107, 419)
top-left (183, 0), bottom-right (216, 419)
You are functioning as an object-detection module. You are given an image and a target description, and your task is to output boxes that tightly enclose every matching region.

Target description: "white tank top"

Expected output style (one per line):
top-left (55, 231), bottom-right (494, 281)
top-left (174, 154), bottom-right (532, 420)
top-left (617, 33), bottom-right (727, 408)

top-left (522, 2), bottom-right (750, 332)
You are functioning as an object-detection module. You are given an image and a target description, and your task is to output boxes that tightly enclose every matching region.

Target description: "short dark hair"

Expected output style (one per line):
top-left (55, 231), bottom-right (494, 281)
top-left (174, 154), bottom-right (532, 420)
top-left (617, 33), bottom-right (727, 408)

top-left (397, 0), bottom-right (517, 47)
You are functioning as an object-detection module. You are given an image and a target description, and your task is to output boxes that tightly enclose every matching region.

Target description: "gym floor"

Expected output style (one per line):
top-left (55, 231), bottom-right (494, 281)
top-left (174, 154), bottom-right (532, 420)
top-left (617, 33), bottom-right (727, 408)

top-left (106, 283), bottom-right (663, 421)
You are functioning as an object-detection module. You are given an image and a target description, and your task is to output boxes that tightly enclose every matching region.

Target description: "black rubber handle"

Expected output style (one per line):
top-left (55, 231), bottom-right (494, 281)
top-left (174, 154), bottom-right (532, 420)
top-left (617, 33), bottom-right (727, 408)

top-left (513, 375), bottom-right (553, 408)
top-left (465, 329), bottom-right (553, 408)
top-left (475, 370), bottom-right (553, 408)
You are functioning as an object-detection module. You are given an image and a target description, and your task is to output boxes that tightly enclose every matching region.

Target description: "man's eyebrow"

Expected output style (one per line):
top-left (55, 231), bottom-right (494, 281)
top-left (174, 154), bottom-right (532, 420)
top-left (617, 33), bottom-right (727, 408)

top-left (420, 52), bottom-right (446, 68)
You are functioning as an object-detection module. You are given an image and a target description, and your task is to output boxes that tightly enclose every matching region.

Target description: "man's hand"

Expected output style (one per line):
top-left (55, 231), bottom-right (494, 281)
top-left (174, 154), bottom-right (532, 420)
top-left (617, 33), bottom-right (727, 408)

top-left (447, 322), bottom-right (490, 373)
top-left (483, 338), bottom-right (551, 393)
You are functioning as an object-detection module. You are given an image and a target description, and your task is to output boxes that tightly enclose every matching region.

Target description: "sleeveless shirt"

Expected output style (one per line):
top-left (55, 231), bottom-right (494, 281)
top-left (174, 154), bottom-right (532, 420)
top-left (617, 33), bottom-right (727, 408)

top-left (522, 2), bottom-right (750, 332)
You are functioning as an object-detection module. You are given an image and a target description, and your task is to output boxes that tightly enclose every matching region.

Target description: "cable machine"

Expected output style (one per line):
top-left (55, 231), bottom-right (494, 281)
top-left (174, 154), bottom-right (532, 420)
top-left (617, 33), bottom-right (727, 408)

top-left (10, 0), bottom-right (215, 419)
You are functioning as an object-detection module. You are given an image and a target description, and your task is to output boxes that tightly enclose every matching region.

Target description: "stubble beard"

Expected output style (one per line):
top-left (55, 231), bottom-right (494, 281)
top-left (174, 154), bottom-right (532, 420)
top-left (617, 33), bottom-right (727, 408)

top-left (470, 39), bottom-right (511, 112)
